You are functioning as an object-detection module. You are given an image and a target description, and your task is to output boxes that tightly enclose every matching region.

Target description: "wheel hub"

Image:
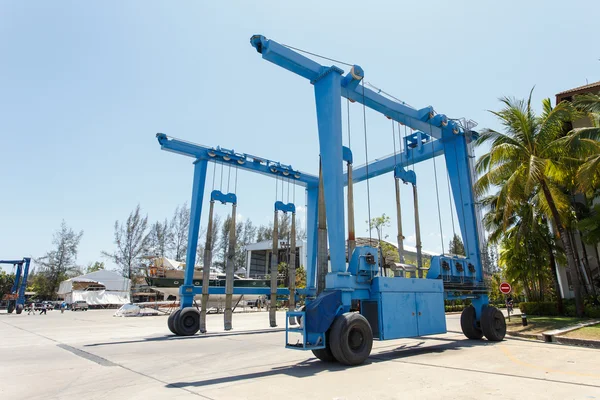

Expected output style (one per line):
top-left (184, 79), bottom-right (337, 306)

top-left (348, 328), bottom-right (364, 350)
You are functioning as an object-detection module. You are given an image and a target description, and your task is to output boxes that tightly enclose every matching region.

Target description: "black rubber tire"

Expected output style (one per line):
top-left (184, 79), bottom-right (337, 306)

top-left (176, 307), bottom-right (200, 336)
top-left (329, 313), bottom-right (373, 366)
top-left (15, 304), bottom-right (24, 314)
top-left (7, 302), bottom-right (15, 314)
top-left (311, 330), bottom-right (336, 362)
top-left (481, 306), bottom-right (506, 342)
top-left (168, 309), bottom-right (181, 335)
top-left (460, 305), bottom-right (484, 340)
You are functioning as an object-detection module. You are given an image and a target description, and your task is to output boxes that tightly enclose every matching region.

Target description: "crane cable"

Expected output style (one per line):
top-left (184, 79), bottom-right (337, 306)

top-left (430, 122), bottom-right (445, 255)
top-left (361, 81), bottom-right (372, 244)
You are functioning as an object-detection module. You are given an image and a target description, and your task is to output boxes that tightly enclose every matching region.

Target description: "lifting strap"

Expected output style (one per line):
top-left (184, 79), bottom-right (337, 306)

top-left (200, 200), bottom-right (215, 333)
top-left (269, 210), bottom-right (279, 327)
top-left (347, 159), bottom-right (356, 262)
top-left (412, 183), bottom-right (423, 278)
top-left (224, 204), bottom-right (237, 331)
top-left (394, 177), bottom-right (406, 264)
top-left (317, 158), bottom-right (328, 294)
top-left (287, 211), bottom-right (297, 325)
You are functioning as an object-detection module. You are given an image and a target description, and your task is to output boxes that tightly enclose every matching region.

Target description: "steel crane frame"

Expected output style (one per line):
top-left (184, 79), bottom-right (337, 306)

top-left (1, 257), bottom-right (31, 314)
top-left (155, 35), bottom-right (506, 364)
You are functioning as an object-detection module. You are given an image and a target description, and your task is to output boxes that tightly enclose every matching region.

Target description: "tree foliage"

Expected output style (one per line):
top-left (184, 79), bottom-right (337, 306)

top-left (35, 220), bottom-right (83, 299)
top-left (103, 204), bottom-right (149, 280)
top-left (0, 271), bottom-right (15, 298)
top-left (474, 89), bottom-right (600, 314)
top-left (170, 203), bottom-right (190, 261)
top-left (448, 234), bottom-right (465, 256)
top-left (86, 261), bottom-right (105, 273)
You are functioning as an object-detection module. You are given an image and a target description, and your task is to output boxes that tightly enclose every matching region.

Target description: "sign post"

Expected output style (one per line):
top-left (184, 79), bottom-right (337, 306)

top-left (500, 282), bottom-right (512, 321)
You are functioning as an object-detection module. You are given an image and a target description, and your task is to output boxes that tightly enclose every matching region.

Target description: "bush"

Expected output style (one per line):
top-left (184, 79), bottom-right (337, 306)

top-left (519, 302), bottom-right (560, 316)
top-left (584, 306), bottom-right (600, 318)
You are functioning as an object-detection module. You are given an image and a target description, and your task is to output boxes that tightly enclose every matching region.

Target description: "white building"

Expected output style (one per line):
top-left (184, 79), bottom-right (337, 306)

top-left (57, 270), bottom-right (131, 305)
top-left (244, 240), bottom-right (307, 278)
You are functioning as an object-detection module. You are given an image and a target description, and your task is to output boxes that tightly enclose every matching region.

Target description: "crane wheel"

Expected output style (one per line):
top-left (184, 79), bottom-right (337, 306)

top-left (460, 305), bottom-right (483, 340)
top-left (16, 304), bottom-right (24, 314)
top-left (7, 302), bottom-right (15, 314)
top-left (311, 330), bottom-right (336, 362)
top-left (481, 306), bottom-right (506, 341)
top-left (176, 307), bottom-right (201, 336)
top-left (329, 312), bottom-right (373, 366)
top-left (168, 309), bottom-right (181, 335)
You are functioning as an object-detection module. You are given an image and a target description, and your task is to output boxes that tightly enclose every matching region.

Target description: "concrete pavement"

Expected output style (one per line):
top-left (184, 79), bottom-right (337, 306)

top-left (1, 309), bottom-right (599, 399)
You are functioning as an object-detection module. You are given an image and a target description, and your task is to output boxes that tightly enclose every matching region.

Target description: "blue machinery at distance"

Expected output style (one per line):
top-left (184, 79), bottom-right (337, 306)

top-left (1, 258), bottom-right (31, 314)
top-left (156, 35), bottom-right (506, 365)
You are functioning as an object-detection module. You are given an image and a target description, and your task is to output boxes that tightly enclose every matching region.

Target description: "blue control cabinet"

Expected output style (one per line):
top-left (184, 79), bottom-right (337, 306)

top-left (363, 277), bottom-right (446, 340)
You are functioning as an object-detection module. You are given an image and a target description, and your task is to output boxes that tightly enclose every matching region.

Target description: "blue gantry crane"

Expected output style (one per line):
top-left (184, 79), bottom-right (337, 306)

top-left (1, 258), bottom-right (31, 314)
top-left (156, 35), bottom-right (506, 365)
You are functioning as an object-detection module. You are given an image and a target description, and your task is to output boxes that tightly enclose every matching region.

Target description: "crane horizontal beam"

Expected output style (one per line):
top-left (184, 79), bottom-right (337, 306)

top-left (348, 140), bottom-right (445, 184)
top-left (156, 133), bottom-right (319, 188)
top-left (250, 35), bottom-right (465, 140)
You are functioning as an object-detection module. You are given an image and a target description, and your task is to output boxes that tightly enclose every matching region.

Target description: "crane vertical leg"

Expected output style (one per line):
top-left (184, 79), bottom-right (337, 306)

top-left (305, 186), bottom-right (318, 296)
top-left (181, 159), bottom-right (208, 308)
top-left (313, 68), bottom-right (345, 274)
top-left (443, 134), bottom-right (482, 281)
top-left (224, 204), bottom-right (237, 330)
top-left (270, 210), bottom-right (279, 327)
top-left (317, 160), bottom-right (328, 294)
top-left (200, 200), bottom-right (215, 333)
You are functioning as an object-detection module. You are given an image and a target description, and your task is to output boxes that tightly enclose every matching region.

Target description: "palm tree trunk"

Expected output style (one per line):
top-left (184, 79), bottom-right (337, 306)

top-left (547, 245), bottom-right (564, 314)
top-left (539, 180), bottom-right (584, 317)
top-left (578, 230), bottom-right (597, 297)
top-left (569, 230), bottom-right (590, 296)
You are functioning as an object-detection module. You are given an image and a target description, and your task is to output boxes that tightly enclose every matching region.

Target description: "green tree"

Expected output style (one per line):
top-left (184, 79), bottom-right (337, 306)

top-left (0, 271), bottom-right (15, 298)
top-left (448, 234), bottom-right (465, 256)
top-left (367, 214), bottom-right (392, 274)
top-left (103, 204), bottom-right (149, 285)
top-left (169, 203), bottom-right (190, 261)
top-left (35, 220), bottom-right (83, 299)
top-left (475, 90), bottom-right (585, 315)
top-left (147, 219), bottom-right (170, 258)
top-left (86, 261), bottom-right (105, 273)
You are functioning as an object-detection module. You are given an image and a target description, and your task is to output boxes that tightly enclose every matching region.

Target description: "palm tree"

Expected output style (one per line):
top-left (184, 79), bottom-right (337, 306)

top-left (475, 89), bottom-right (585, 316)
top-left (482, 192), bottom-right (564, 311)
top-left (571, 93), bottom-right (600, 192)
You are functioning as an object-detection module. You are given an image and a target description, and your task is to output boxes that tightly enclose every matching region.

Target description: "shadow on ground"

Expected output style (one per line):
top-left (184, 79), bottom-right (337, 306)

top-left (165, 339), bottom-right (489, 390)
top-left (85, 328), bottom-right (286, 347)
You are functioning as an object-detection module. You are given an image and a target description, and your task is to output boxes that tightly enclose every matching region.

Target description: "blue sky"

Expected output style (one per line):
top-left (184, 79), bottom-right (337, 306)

top-left (1, 1), bottom-right (598, 273)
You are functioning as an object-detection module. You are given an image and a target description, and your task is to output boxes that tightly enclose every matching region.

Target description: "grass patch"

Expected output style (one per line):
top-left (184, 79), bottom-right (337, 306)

top-left (506, 316), bottom-right (586, 335)
top-left (561, 323), bottom-right (600, 341)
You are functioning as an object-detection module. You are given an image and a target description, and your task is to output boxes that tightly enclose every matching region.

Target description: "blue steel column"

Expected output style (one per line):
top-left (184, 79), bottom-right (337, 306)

top-left (12, 263), bottom-right (22, 294)
top-left (313, 68), bottom-right (345, 274)
top-left (18, 258), bottom-right (31, 307)
top-left (180, 158), bottom-right (208, 308)
top-left (305, 186), bottom-right (318, 295)
top-left (443, 132), bottom-right (483, 282)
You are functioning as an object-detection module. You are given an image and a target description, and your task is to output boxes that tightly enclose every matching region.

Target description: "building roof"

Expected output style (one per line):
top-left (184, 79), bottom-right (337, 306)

top-left (556, 81), bottom-right (600, 103)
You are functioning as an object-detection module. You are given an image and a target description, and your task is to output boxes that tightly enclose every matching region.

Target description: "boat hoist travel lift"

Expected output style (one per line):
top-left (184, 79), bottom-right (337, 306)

top-left (1, 258), bottom-right (31, 314)
top-left (156, 35), bottom-right (506, 365)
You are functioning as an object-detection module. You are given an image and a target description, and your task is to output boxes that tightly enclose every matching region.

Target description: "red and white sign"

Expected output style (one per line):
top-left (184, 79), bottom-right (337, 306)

top-left (500, 282), bottom-right (512, 294)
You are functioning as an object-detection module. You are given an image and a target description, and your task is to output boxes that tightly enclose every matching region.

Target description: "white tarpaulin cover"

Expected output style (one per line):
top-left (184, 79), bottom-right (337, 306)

top-left (58, 270), bottom-right (130, 305)
top-left (58, 270), bottom-right (130, 294)
top-left (67, 290), bottom-right (130, 305)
